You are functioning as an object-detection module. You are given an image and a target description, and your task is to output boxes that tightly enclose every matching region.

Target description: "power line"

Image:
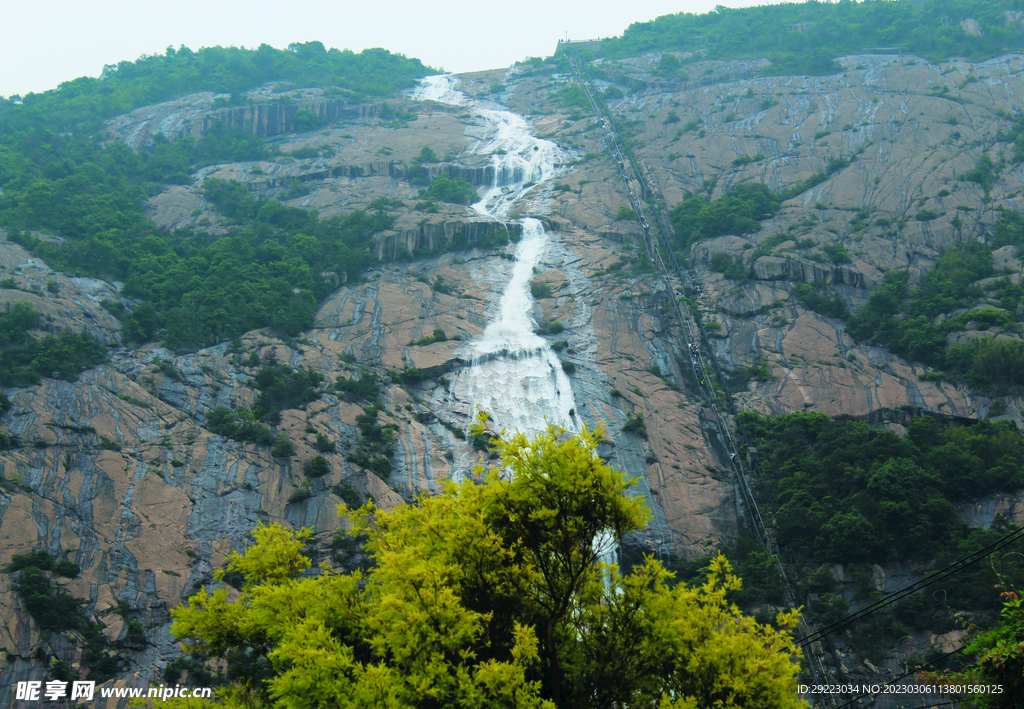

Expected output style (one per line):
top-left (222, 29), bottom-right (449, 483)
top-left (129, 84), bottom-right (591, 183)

top-left (830, 645), bottom-right (966, 709)
top-left (800, 525), bottom-right (1024, 647)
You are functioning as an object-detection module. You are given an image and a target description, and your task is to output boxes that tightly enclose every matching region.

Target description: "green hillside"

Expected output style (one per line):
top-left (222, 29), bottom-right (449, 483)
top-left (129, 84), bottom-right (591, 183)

top-left (563, 0), bottom-right (1024, 75)
top-left (0, 43), bottom-right (433, 351)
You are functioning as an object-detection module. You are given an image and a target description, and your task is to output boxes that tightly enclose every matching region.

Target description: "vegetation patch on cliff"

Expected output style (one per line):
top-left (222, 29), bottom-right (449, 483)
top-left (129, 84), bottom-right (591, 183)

top-left (252, 363), bottom-right (325, 424)
top-left (11, 559), bottom-right (123, 682)
top-left (0, 302), bottom-right (106, 387)
top-left (0, 43), bottom-right (436, 353)
top-left (741, 410), bottom-right (1024, 562)
top-left (347, 405), bottom-right (396, 480)
top-left (845, 234), bottom-right (1024, 390)
top-left (416, 174), bottom-right (480, 205)
top-left (669, 182), bottom-right (780, 255)
top-left (739, 409), bottom-right (1024, 668)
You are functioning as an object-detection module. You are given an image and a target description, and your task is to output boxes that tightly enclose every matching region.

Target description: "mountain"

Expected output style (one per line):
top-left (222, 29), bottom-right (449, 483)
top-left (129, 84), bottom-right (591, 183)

top-left (3, 9), bottom-right (1024, 703)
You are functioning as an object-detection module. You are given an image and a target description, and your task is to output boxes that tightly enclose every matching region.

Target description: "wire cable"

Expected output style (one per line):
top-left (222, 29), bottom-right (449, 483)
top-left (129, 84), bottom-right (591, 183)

top-left (800, 526), bottom-right (1024, 646)
top-left (829, 646), bottom-right (968, 709)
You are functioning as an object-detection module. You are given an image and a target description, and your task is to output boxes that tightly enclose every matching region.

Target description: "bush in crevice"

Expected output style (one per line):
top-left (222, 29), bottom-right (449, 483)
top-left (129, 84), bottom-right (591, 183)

top-left (623, 413), bottom-right (649, 440)
top-left (332, 483), bottom-right (362, 508)
top-left (793, 284), bottom-right (850, 320)
top-left (709, 253), bottom-right (749, 281)
top-left (271, 434), bottom-right (296, 458)
top-left (288, 482), bottom-right (314, 503)
top-left (123, 620), bottom-right (147, 648)
top-left (335, 374), bottom-right (379, 404)
top-left (253, 364), bottom-right (324, 423)
top-left (530, 282), bottom-right (553, 299)
top-left (206, 407), bottom-right (274, 445)
top-left (346, 406), bottom-right (396, 479)
top-left (315, 433), bottom-right (336, 453)
top-left (417, 175), bottom-right (479, 205)
top-left (303, 455), bottom-right (331, 479)
top-left (163, 654), bottom-right (217, 686)
top-left (470, 430), bottom-right (492, 453)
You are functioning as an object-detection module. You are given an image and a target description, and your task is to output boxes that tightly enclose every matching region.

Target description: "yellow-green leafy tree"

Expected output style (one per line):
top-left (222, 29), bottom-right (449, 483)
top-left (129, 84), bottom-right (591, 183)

top-left (170, 423), bottom-right (807, 709)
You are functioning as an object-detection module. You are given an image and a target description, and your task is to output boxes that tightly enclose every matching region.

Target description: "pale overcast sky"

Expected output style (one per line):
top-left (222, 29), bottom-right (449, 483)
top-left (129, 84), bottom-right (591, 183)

top-left (0, 0), bottom-right (783, 98)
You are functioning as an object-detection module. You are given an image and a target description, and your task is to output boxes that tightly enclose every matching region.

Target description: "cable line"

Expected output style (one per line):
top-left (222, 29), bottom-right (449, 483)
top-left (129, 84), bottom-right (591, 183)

top-left (800, 525), bottom-right (1024, 647)
top-left (830, 645), bottom-right (967, 709)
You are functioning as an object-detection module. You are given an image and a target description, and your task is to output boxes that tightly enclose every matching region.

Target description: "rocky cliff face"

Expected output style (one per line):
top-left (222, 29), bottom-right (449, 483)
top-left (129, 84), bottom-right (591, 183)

top-left (104, 87), bottom-right (370, 149)
top-left (569, 51), bottom-right (1024, 420)
top-left (3, 52), bottom-right (1024, 697)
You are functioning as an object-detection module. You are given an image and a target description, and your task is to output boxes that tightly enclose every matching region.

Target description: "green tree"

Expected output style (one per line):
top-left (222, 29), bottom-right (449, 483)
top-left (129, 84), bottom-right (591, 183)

top-left (414, 146), bottom-right (438, 164)
top-left (924, 586), bottom-right (1024, 708)
top-left (302, 455), bottom-right (330, 478)
top-left (171, 423), bottom-right (807, 709)
top-left (418, 174), bottom-right (479, 205)
top-left (656, 52), bottom-right (681, 76)
top-left (271, 434), bottom-right (296, 458)
top-left (292, 109), bottom-right (324, 132)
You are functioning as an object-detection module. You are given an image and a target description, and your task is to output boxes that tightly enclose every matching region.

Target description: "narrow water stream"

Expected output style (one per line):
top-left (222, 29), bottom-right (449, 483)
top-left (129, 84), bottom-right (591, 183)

top-left (413, 74), bottom-right (617, 566)
top-left (412, 75), bottom-right (576, 439)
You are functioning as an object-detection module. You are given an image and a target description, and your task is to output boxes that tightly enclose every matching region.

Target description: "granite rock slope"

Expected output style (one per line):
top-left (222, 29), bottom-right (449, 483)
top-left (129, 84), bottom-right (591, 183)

top-left (540, 52), bottom-right (1024, 421)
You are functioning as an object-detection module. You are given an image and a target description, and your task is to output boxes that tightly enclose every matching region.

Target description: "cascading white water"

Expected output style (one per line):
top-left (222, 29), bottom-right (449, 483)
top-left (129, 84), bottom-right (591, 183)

top-left (413, 76), bottom-right (617, 567)
top-left (412, 75), bottom-right (575, 438)
top-left (472, 110), bottom-right (565, 220)
top-left (464, 218), bottom-right (576, 437)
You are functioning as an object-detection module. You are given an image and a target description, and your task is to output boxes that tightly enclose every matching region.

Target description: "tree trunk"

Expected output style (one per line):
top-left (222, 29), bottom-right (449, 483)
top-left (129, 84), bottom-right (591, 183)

top-left (546, 619), bottom-right (561, 706)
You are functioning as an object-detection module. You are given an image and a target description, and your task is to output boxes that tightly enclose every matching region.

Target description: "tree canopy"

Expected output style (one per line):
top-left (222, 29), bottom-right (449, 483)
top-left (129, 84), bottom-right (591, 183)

top-left (170, 423), bottom-right (807, 709)
top-left (0, 43), bottom-right (434, 353)
top-left (0, 301), bottom-right (106, 386)
top-left (576, 0), bottom-right (1024, 74)
top-left (740, 411), bottom-right (1024, 564)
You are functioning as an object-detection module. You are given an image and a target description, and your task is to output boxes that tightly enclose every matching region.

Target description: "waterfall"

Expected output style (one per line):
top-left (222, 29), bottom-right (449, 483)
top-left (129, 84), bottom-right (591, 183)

top-left (412, 75), bottom-right (575, 439)
top-left (464, 218), bottom-right (576, 437)
top-left (413, 75), bottom-right (619, 570)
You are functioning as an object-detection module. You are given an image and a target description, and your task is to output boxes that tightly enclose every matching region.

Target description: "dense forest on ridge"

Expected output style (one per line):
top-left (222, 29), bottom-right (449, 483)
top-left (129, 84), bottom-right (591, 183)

top-left (0, 43), bottom-right (432, 350)
top-left (564, 0), bottom-right (1024, 75)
